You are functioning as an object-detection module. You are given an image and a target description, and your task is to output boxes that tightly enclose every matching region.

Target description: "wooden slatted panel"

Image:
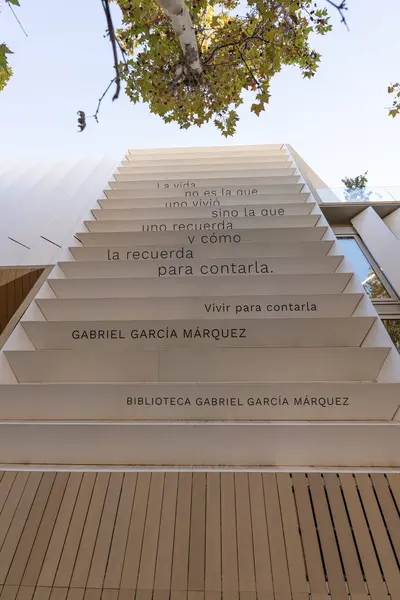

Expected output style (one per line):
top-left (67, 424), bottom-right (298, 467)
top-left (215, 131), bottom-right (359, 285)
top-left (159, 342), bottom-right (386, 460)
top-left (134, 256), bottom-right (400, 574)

top-left (0, 471), bottom-right (398, 600)
top-left (103, 473), bottom-right (137, 590)
top-left (323, 474), bottom-right (367, 599)
top-left (171, 473), bottom-right (192, 594)
top-left (354, 474), bottom-right (400, 598)
top-left (120, 472), bottom-right (151, 591)
top-left (339, 474), bottom-right (389, 599)
top-left (276, 474), bottom-right (308, 599)
top-left (0, 269), bottom-right (44, 334)
top-left (308, 473), bottom-right (348, 599)
top-left (291, 473), bottom-right (328, 599)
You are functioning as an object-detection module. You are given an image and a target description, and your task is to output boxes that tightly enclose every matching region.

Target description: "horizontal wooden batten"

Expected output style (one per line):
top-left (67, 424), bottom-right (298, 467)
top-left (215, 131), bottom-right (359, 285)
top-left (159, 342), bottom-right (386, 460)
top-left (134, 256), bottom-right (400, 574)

top-left (84, 215), bottom-right (320, 233)
top-left (0, 422), bottom-right (399, 466)
top-left (1, 381), bottom-right (398, 421)
top-left (112, 169), bottom-right (297, 183)
top-left (36, 293), bottom-right (363, 321)
top-left (98, 192), bottom-right (311, 209)
top-left (91, 202), bottom-right (315, 221)
top-left (76, 226), bottom-right (328, 246)
top-left (21, 317), bottom-right (375, 350)
top-left (104, 183), bottom-right (305, 199)
top-left (127, 144), bottom-right (285, 156)
top-left (117, 159), bottom-right (292, 174)
top-left (48, 273), bottom-right (353, 299)
top-left (5, 346), bottom-right (389, 383)
top-left (57, 256), bottom-right (343, 279)
top-left (69, 240), bottom-right (335, 261)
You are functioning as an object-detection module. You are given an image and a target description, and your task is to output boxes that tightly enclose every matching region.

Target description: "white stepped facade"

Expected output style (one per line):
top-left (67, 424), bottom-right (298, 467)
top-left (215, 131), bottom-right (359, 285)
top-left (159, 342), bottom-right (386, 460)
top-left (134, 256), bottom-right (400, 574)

top-left (1, 143), bottom-right (400, 468)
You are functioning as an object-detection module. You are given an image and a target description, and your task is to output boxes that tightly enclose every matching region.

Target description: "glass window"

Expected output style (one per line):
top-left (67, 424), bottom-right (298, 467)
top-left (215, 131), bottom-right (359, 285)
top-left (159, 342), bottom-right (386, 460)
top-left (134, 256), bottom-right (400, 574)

top-left (382, 319), bottom-right (400, 353)
top-left (337, 237), bottom-right (391, 300)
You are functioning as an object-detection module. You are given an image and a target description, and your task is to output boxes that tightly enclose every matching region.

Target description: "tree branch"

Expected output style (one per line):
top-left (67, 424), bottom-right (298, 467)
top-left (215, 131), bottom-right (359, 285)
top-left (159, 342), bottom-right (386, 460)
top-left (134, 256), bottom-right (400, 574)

top-left (237, 47), bottom-right (261, 89)
top-left (101, 0), bottom-right (121, 100)
top-left (6, 1), bottom-right (28, 36)
top-left (92, 77), bottom-right (117, 122)
top-left (326, 0), bottom-right (349, 29)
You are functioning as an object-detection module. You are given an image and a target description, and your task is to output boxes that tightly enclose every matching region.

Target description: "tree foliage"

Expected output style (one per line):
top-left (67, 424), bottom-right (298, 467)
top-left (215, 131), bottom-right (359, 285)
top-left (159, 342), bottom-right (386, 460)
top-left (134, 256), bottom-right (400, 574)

top-left (388, 83), bottom-right (400, 118)
top-left (116, 0), bottom-right (332, 135)
top-left (341, 171), bottom-right (372, 202)
top-left (0, 43), bottom-right (13, 92)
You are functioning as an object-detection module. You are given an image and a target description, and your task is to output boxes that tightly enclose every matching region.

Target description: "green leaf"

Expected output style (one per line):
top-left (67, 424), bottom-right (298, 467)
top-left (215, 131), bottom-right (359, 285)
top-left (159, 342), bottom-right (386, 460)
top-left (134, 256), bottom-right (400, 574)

top-left (7, 0), bottom-right (20, 6)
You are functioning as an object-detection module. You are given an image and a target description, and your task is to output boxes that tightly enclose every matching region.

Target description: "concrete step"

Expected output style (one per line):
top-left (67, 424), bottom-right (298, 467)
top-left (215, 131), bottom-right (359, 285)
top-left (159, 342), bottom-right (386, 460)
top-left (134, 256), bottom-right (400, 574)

top-left (0, 420), bottom-right (398, 466)
top-left (110, 172), bottom-right (298, 186)
top-left (117, 160), bottom-right (292, 175)
top-left (98, 192), bottom-right (311, 209)
top-left (83, 215), bottom-right (321, 233)
top-left (103, 183), bottom-right (304, 199)
top-left (36, 294), bottom-right (363, 321)
top-left (76, 226), bottom-right (328, 246)
top-left (21, 317), bottom-right (375, 350)
top-left (69, 240), bottom-right (335, 261)
top-left (47, 273), bottom-right (353, 299)
top-left (91, 202), bottom-right (314, 221)
top-left (1, 381), bottom-right (398, 421)
top-left (57, 256), bottom-right (343, 279)
top-left (4, 347), bottom-right (389, 383)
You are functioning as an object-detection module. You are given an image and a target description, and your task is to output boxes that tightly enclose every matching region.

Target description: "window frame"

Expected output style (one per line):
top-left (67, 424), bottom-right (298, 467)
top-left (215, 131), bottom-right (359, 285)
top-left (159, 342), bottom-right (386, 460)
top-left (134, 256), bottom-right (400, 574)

top-left (335, 232), bottom-right (399, 303)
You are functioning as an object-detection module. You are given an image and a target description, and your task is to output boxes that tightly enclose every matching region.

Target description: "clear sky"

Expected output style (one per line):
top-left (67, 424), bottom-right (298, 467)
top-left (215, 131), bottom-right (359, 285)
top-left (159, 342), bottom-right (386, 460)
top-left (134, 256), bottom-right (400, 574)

top-left (1, 0), bottom-right (400, 186)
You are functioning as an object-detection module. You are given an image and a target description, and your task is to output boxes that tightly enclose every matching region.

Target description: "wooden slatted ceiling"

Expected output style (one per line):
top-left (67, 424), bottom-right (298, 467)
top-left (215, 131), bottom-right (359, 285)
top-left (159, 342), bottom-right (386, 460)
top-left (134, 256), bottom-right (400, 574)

top-left (0, 472), bottom-right (398, 600)
top-left (0, 269), bottom-right (44, 335)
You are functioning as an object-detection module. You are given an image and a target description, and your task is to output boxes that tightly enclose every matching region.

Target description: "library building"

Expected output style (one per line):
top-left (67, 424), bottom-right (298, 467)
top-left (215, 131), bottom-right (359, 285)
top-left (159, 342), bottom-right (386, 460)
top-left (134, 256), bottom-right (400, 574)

top-left (0, 145), bottom-right (399, 600)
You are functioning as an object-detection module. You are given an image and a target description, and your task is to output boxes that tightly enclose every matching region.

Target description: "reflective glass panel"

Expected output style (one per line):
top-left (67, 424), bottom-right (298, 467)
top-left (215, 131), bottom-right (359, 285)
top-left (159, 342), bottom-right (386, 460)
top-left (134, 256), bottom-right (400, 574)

top-left (382, 319), bottom-right (400, 352)
top-left (337, 237), bottom-right (390, 299)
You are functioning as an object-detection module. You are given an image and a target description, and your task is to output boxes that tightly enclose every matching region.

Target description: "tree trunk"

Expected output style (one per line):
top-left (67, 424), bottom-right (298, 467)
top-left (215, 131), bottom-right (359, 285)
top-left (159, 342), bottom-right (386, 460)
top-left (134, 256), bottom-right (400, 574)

top-left (156, 0), bottom-right (202, 75)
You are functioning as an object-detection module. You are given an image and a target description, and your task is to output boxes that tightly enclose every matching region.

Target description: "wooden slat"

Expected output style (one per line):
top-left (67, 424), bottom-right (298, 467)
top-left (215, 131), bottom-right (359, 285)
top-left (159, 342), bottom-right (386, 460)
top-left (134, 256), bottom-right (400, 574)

top-left (205, 473), bottom-right (221, 594)
top-left (38, 473), bottom-right (83, 587)
top-left (87, 472), bottom-right (124, 589)
top-left (386, 473), bottom-right (400, 509)
top-left (66, 590), bottom-right (85, 600)
top-left (248, 474), bottom-right (273, 597)
top-left (70, 473), bottom-right (110, 588)
top-left (154, 472), bottom-right (179, 592)
top-left (137, 473), bottom-right (165, 591)
top-left (5, 472), bottom-right (56, 585)
top-left (276, 473), bottom-right (308, 597)
top-left (171, 473), bottom-right (192, 593)
top-left (120, 472), bottom-right (151, 590)
top-left (291, 473), bottom-right (328, 598)
top-left (308, 473), bottom-right (348, 599)
top-left (0, 473), bottom-right (18, 517)
top-left (234, 474), bottom-right (255, 594)
top-left (371, 474), bottom-right (400, 559)
top-left (339, 474), bottom-right (388, 600)
top-left (16, 586), bottom-right (35, 600)
top-left (54, 472), bottom-right (97, 588)
top-left (323, 474), bottom-right (366, 598)
top-left (355, 474), bottom-right (400, 598)
top-left (0, 472), bottom-right (30, 552)
top-left (50, 589), bottom-right (68, 600)
top-left (103, 473), bottom-right (137, 590)
top-left (22, 472), bottom-right (70, 586)
top-left (221, 473), bottom-right (238, 599)
top-left (262, 473), bottom-right (292, 599)
top-left (188, 473), bottom-right (206, 592)
top-left (0, 586), bottom-right (19, 600)
top-left (83, 590), bottom-right (101, 600)
top-left (0, 472), bottom-right (43, 584)
top-left (101, 591), bottom-right (118, 600)
top-left (33, 588), bottom-right (52, 600)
